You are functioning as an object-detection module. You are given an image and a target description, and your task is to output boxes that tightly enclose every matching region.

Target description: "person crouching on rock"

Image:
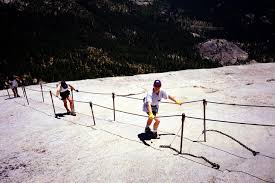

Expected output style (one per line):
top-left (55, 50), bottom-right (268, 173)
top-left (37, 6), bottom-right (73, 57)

top-left (56, 80), bottom-right (78, 116)
top-left (143, 80), bottom-right (183, 138)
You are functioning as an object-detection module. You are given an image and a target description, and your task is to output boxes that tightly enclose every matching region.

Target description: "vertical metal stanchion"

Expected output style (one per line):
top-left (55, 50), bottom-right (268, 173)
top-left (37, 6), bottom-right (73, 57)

top-left (49, 91), bottom-right (57, 118)
top-left (21, 86), bottom-right (26, 98)
top-left (23, 86), bottom-right (29, 105)
top-left (71, 88), bottom-right (74, 100)
top-left (203, 99), bottom-right (207, 142)
top-left (6, 89), bottom-right (10, 98)
top-left (112, 92), bottom-right (116, 121)
top-left (71, 89), bottom-right (75, 113)
top-left (40, 83), bottom-right (44, 102)
top-left (89, 102), bottom-right (96, 126)
top-left (180, 113), bottom-right (185, 154)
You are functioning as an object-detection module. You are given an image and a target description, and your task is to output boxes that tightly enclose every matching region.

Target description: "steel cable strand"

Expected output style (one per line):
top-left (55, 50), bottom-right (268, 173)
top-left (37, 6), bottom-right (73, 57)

top-left (78, 100), bottom-right (183, 119)
top-left (27, 96), bottom-right (96, 123)
top-left (161, 99), bottom-right (203, 105)
top-left (114, 109), bottom-right (148, 118)
top-left (118, 95), bottom-right (203, 105)
top-left (43, 84), bottom-right (111, 95)
top-left (118, 96), bottom-right (143, 101)
top-left (43, 84), bottom-right (146, 97)
top-left (92, 103), bottom-right (115, 111)
top-left (204, 118), bottom-right (275, 127)
top-left (185, 115), bottom-right (275, 127)
top-left (76, 90), bottom-right (111, 95)
top-left (116, 91), bottom-right (146, 97)
top-left (225, 169), bottom-right (275, 183)
top-left (202, 129), bottom-right (259, 156)
top-left (207, 101), bottom-right (275, 109)
top-left (25, 87), bottom-right (49, 93)
top-left (73, 99), bottom-right (90, 104)
top-left (42, 84), bottom-right (56, 89)
top-left (114, 109), bottom-right (184, 118)
top-left (159, 125), bottom-right (182, 148)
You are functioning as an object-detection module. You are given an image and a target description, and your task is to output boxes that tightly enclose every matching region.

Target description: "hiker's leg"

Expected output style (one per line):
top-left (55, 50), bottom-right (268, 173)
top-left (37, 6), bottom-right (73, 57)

top-left (153, 117), bottom-right (160, 131)
top-left (63, 99), bottom-right (70, 112)
top-left (146, 118), bottom-right (153, 127)
top-left (12, 88), bottom-right (16, 97)
top-left (15, 87), bottom-right (19, 97)
top-left (68, 96), bottom-right (74, 112)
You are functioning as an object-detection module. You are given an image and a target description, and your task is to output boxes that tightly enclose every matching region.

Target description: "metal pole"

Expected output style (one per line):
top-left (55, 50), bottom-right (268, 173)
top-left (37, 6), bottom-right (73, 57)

top-left (21, 87), bottom-right (26, 97)
top-left (49, 91), bottom-right (57, 118)
top-left (71, 88), bottom-right (75, 113)
top-left (23, 86), bottom-right (29, 105)
top-left (40, 83), bottom-right (44, 102)
top-left (180, 113), bottom-right (185, 154)
top-left (6, 89), bottom-right (10, 98)
top-left (89, 102), bottom-right (96, 126)
top-left (71, 88), bottom-right (74, 100)
top-left (112, 92), bottom-right (115, 121)
top-left (203, 99), bottom-right (207, 142)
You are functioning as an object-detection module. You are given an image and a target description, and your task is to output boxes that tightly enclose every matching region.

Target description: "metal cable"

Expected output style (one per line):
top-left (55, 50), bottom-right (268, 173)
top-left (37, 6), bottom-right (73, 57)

top-left (118, 95), bottom-right (202, 105)
top-left (169, 125), bottom-right (182, 146)
top-left (116, 91), bottom-right (145, 97)
top-left (186, 115), bottom-right (275, 127)
top-left (77, 90), bottom-right (111, 95)
top-left (42, 84), bottom-right (56, 89)
top-left (208, 101), bottom-right (275, 109)
top-left (73, 99), bottom-right (90, 104)
top-left (64, 99), bottom-right (275, 126)
top-left (43, 84), bottom-right (112, 95)
top-left (24, 84), bottom-right (275, 127)
top-left (25, 87), bottom-right (49, 93)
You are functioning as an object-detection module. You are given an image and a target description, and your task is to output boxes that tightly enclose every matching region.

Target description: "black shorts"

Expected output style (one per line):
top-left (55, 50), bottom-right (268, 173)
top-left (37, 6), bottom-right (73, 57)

top-left (60, 90), bottom-right (70, 100)
top-left (147, 105), bottom-right (158, 116)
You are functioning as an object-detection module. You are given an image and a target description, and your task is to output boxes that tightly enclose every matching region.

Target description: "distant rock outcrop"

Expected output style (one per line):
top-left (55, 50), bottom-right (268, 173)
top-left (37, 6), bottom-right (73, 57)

top-left (131, 0), bottom-right (153, 6)
top-left (198, 39), bottom-right (249, 66)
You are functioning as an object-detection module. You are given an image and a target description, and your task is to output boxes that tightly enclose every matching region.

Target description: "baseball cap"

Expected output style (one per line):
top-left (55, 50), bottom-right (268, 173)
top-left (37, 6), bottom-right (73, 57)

top-left (153, 80), bottom-right (161, 87)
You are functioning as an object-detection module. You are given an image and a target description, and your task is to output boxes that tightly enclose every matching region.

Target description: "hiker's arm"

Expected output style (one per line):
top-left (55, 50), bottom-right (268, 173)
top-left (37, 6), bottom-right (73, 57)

top-left (147, 102), bottom-right (155, 119)
top-left (147, 102), bottom-right (153, 114)
top-left (56, 85), bottom-right (61, 96)
top-left (69, 84), bottom-right (78, 92)
top-left (168, 95), bottom-right (177, 102)
top-left (168, 95), bottom-right (183, 105)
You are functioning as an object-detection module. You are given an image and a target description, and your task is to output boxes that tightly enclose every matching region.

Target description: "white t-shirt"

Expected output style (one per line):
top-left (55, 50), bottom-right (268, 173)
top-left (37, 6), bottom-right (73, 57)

top-left (58, 84), bottom-right (69, 93)
top-left (11, 79), bottom-right (18, 89)
top-left (143, 89), bottom-right (168, 112)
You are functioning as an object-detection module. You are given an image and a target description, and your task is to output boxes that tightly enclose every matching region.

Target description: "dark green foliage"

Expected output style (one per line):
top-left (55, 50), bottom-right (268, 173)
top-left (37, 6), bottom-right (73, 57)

top-left (0, 0), bottom-right (273, 89)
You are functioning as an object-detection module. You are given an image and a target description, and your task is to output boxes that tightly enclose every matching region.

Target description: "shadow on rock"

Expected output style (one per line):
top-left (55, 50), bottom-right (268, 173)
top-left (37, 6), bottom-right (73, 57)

top-left (138, 132), bottom-right (153, 146)
top-left (55, 112), bottom-right (70, 118)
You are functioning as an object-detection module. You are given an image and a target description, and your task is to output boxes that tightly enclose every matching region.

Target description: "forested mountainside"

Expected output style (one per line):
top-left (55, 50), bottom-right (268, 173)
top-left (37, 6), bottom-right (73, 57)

top-left (0, 0), bottom-right (274, 88)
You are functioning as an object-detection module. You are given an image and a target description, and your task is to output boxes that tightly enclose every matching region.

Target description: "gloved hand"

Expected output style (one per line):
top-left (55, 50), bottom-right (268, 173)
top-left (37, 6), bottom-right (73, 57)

top-left (148, 112), bottom-right (155, 120)
top-left (75, 89), bottom-right (79, 92)
top-left (175, 100), bottom-right (183, 105)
